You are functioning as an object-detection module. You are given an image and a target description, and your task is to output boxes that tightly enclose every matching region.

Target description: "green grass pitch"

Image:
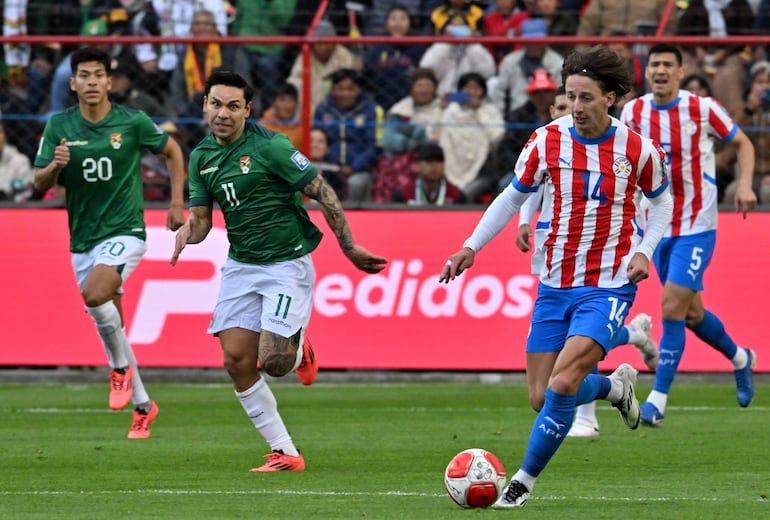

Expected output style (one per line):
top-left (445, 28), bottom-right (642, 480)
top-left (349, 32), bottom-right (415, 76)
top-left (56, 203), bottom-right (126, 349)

top-left (1, 378), bottom-right (768, 519)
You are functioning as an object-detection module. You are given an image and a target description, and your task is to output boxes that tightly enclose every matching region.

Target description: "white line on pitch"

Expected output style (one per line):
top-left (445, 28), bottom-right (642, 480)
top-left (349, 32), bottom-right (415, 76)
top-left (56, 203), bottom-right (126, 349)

top-left (0, 489), bottom-right (764, 503)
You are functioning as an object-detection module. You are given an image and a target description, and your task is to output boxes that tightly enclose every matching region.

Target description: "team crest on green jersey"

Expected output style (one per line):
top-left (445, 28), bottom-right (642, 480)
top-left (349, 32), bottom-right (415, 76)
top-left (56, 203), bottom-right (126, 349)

top-left (240, 155), bottom-right (251, 174)
top-left (110, 133), bottom-right (122, 149)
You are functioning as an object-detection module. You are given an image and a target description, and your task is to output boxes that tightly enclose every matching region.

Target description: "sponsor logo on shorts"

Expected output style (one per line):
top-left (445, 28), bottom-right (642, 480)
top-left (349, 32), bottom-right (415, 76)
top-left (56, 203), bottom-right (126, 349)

top-left (291, 150), bottom-right (311, 171)
top-left (266, 317), bottom-right (291, 329)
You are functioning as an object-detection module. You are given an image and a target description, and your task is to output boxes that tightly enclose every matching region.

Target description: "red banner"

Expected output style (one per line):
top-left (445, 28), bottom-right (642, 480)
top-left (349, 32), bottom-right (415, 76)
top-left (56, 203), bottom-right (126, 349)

top-left (1, 208), bottom-right (767, 372)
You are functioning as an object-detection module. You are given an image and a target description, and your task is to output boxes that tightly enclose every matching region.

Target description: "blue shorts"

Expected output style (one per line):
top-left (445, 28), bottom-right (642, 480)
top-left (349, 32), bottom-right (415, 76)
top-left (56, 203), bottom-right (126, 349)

top-left (526, 283), bottom-right (637, 354)
top-left (652, 230), bottom-right (716, 291)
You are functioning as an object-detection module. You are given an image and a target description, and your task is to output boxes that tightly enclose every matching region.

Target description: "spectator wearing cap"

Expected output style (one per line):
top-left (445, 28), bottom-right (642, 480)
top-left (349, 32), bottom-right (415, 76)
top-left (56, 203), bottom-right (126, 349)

top-left (719, 60), bottom-right (770, 204)
top-left (429, 71), bottom-right (505, 202)
top-left (391, 143), bottom-right (465, 205)
top-left (491, 18), bottom-right (564, 115)
top-left (419, 13), bottom-right (496, 97)
top-left (287, 19), bottom-right (359, 116)
top-left (313, 68), bottom-right (380, 202)
top-left (494, 69), bottom-right (558, 190)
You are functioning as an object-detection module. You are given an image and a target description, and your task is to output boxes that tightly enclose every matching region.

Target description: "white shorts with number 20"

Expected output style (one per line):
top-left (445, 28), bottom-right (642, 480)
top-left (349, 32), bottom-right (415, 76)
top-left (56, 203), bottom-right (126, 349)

top-left (71, 235), bottom-right (147, 294)
top-left (208, 254), bottom-right (315, 339)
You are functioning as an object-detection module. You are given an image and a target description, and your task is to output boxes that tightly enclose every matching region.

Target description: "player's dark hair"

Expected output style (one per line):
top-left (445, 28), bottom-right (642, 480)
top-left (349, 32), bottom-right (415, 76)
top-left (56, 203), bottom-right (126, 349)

top-left (561, 45), bottom-right (632, 98)
top-left (70, 47), bottom-right (112, 76)
top-left (204, 70), bottom-right (255, 104)
top-left (648, 43), bottom-right (683, 65)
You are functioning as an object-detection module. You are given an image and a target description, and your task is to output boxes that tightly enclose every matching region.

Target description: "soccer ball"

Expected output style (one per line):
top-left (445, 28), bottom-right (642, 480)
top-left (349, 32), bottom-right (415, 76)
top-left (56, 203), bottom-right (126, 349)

top-left (444, 448), bottom-right (506, 508)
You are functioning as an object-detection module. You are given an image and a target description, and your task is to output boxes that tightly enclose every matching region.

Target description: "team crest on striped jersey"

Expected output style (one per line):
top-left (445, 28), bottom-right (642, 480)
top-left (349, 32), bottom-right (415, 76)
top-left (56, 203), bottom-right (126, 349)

top-left (683, 120), bottom-right (697, 135)
top-left (240, 156), bottom-right (251, 174)
top-left (612, 157), bottom-right (633, 178)
top-left (110, 133), bottom-right (122, 150)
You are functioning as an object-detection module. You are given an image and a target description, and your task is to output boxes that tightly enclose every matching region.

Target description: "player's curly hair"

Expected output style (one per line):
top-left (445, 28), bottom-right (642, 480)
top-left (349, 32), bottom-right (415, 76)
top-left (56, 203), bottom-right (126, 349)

top-left (561, 45), bottom-right (632, 99)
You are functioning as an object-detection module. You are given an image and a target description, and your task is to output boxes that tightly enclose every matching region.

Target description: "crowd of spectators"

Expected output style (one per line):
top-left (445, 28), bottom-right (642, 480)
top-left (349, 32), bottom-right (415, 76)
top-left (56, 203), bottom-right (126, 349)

top-left (2, 0), bottom-right (769, 205)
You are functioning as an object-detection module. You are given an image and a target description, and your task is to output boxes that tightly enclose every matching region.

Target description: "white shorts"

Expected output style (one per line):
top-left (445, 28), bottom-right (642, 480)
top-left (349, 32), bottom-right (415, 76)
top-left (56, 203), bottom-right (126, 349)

top-left (208, 254), bottom-right (315, 339)
top-left (71, 236), bottom-right (147, 293)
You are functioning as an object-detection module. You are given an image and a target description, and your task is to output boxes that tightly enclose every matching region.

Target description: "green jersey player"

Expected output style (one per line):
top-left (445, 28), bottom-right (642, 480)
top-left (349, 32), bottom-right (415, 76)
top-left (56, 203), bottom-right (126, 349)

top-left (33, 47), bottom-right (186, 439)
top-left (171, 70), bottom-right (387, 472)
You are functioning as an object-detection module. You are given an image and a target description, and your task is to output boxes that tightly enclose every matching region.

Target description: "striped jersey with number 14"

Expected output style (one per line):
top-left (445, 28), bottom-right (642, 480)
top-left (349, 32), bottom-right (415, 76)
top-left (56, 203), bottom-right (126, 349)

top-left (513, 115), bottom-right (669, 289)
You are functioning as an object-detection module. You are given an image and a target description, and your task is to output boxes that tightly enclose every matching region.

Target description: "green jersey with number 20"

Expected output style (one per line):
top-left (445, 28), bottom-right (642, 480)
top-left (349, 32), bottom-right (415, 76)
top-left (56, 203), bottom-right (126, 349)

top-left (188, 123), bottom-right (322, 265)
top-left (34, 104), bottom-right (168, 253)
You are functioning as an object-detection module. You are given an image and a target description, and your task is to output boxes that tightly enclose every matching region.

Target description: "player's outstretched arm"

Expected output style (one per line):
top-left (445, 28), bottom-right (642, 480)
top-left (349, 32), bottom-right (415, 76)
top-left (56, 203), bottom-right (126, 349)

top-left (170, 205), bottom-right (213, 266)
top-left (302, 174), bottom-right (387, 274)
top-left (162, 137), bottom-right (186, 230)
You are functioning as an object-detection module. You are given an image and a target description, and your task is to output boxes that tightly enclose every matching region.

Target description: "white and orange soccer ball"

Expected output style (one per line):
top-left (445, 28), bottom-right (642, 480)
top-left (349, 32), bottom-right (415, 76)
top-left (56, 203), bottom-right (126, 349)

top-left (444, 448), bottom-right (506, 508)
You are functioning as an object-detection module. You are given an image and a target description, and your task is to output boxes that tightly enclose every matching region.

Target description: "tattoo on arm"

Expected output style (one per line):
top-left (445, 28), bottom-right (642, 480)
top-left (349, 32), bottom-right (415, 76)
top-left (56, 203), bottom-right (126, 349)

top-left (303, 175), bottom-right (354, 251)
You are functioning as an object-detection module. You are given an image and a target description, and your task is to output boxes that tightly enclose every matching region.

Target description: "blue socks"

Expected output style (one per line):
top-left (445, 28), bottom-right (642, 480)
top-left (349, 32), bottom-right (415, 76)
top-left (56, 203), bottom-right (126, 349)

top-left (521, 389), bottom-right (576, 477)
top-left (653, 319), bottom-right (686, 394)
top-left (575, 372), bottom-right (611, 405)
top-left (690, 309), bottom-right (738, 359)
top-left (609, 325), bottom-right (630, 350)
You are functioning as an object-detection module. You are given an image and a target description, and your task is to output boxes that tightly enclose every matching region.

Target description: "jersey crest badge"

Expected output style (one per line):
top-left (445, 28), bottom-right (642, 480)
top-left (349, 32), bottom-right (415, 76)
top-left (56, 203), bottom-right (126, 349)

top-left (240, 155), bottom-right (251, 174)
top-left (612, 157), bottom-right (633, 178)
top-left (291, 150), bottom-right (311, 171)
top-left (110, 133), bottom-right (122, 150)
top-left (683, 120), bottom-right (697, 135)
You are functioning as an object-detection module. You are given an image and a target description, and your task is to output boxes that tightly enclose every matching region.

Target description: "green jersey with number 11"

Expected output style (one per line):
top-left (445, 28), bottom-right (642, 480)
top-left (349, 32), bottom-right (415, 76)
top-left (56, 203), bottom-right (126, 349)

top-left (188, 123), bottom-right (322, 265)
top-left (34, 104), bottom-right (168, 252)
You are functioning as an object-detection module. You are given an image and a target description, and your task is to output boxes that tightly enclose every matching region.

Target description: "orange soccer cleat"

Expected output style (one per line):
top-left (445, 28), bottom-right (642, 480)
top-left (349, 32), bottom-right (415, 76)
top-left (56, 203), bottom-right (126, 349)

top-left (108, 365), bottom-right (134, 410)
top-left (250, 450), bottom-right (306, 472)
top-left (127, 401), bottom-right (159, 439)
top-left (295, 336), bottom-right (318, 386)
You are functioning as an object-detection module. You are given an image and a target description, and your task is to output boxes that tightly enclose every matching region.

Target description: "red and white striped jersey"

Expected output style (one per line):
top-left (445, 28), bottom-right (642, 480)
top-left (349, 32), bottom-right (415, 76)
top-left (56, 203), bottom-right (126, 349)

top-left (620, 90), bottom-right (736, 236)
top-left (514, 115), bottom-right (668, 288)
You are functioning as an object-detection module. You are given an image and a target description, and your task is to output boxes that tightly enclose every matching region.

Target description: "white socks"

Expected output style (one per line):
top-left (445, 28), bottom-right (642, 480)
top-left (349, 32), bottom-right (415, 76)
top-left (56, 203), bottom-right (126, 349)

top-left (575, 401), bottom-right (597, 423)
top-left (122, 329), bottom-right (150, 407)
top-left (87, 301), bottom-right (129, 368)
top-left (236, 378), bottom-right (299, 456)
top-left (511, 469), bottom-right (536, 491)
top-left (647, 390), bottom-right (668, 414)
top-left (731, 348), bottom-right (748, 370)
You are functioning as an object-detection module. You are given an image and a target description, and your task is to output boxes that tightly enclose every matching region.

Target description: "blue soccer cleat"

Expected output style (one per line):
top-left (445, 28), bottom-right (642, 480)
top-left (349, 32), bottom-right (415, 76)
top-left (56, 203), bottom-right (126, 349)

top-left (734, 348), bottom-right (757, 408)
top-left (640, 402), bottom-right (664, 427)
